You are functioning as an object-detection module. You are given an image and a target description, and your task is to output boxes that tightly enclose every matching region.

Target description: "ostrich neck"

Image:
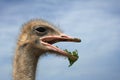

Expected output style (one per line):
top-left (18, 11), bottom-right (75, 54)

top-left (13, 44), bottom-right (41, 80)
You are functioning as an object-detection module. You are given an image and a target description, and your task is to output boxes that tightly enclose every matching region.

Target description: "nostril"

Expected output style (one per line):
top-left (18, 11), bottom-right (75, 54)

top-left (60, 34), bottom-right (72, 38)
top-left (61, 35), bottom-right (67, 38)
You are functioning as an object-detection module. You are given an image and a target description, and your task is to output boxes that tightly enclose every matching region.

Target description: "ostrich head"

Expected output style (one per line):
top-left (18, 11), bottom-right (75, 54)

top-left (18, 19), bottom-right (81, 60)
top-left (13, 19), bottom-right (81, 80)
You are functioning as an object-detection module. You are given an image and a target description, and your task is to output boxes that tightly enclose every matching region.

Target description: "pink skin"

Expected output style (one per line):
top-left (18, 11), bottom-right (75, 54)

top-left (40, 34), bottom-right (81, 61)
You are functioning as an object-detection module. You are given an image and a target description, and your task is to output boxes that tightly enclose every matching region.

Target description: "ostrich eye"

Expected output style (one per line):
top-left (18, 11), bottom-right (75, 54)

top-left (35, 27), bottom-right (46, 32)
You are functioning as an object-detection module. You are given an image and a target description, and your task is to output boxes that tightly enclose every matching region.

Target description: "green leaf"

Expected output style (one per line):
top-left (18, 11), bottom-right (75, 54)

top-left (64, 49), bottom-right (79, 67)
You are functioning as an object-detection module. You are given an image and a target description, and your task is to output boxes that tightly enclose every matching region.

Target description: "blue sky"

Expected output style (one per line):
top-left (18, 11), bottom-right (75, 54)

top-left (0, 0), bottom-right (120, 80)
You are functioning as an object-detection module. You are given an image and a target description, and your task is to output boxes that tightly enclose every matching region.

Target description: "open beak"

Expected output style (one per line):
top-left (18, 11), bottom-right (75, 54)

top-left (40, 34), bottom-right (81, 61)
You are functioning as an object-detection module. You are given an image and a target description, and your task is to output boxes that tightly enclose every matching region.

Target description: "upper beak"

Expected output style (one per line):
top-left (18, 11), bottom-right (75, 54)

top-left (40, 34), bottom-right (81, 61)
top-left (58, 34), bottom-right (81, 42)
top-left (41, 34), bottom-right (81, 43)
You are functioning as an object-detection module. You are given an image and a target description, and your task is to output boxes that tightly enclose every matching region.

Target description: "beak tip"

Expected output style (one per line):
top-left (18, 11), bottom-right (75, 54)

top-left (74, 38), bottom-right (81, 42)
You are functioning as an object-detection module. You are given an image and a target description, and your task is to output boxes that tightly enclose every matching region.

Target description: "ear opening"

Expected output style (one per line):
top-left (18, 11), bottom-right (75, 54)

top-left (19, 33), bottom-right (28, 42)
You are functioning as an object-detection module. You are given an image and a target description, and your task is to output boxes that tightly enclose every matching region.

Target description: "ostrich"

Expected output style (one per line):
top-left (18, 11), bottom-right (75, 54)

top-left (13, 19), bottom-right (81, 80)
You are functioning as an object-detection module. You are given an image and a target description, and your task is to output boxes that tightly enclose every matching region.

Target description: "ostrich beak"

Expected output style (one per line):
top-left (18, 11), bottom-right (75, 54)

top-left (40, 34), bottom-right (81, 61)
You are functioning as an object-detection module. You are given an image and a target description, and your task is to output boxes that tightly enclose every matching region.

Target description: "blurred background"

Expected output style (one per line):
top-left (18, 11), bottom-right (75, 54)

top-left (0, 0), bottom-right (120, 80)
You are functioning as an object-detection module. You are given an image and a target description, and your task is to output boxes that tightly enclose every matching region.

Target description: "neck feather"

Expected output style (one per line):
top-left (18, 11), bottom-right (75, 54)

top-left (13, 44), bottom-right (42, 80)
